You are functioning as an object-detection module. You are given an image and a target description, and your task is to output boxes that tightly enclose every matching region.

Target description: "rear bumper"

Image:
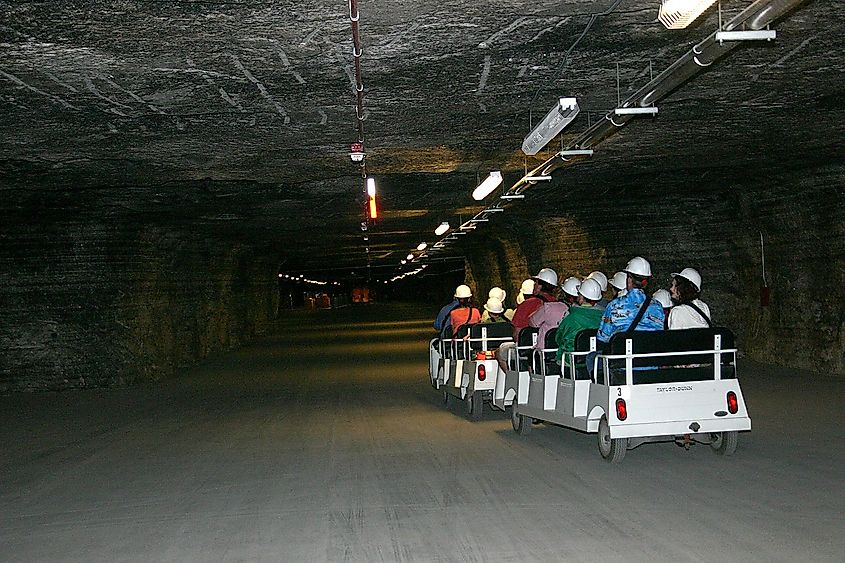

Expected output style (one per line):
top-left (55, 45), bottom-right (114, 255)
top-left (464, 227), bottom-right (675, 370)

top-left (610, 416), bottom-right (751, 439)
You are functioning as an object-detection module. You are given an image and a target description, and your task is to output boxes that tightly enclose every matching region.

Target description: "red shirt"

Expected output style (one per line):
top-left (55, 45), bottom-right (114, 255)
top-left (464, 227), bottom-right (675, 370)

top-left (511, 292), bottom-right (556, 329)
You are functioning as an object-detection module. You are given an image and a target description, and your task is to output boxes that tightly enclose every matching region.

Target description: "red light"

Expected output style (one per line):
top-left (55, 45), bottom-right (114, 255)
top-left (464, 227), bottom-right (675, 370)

top-left (368, 196), bottom-right (378, 219)
top-left (615, 398), bottom-right (627, 421)
top-left (727, 391), bottom-right (738, 414)
top-left (478, 365), bottom-right (486, 381)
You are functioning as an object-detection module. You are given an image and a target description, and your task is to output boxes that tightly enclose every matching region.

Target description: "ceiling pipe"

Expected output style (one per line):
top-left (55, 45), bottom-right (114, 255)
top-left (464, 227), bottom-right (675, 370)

top-left (507, 0), bottom-right (808, 192)
top-left (420, 0), bottom-right (808, 263)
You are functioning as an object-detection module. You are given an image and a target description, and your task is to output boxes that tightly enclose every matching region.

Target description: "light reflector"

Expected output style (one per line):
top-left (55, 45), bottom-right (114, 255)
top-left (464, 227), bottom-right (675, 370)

top-left (434, 222), bottom-right (450, 236)
top-left (522, 97), bottom-right (579, 156)
top-left (471, 171), bottom-right (503, 201)
top-left (658, 0), bottom-right (718, 30)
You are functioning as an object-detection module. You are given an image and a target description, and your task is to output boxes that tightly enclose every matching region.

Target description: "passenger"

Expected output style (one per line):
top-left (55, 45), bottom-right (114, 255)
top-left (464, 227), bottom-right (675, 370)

top-left (560, 277), bottom-right (580, 306)
top-left (591, 257), bottom-right (665, 373)
top-left (495, 270), bottom-right (554, 371)
top-left (480, 297), bottom-right (509, 324)
top-left (587, 271), bottom-right (611, 308)
top-left (555, 278), bottom-right (604, 366)
top-left (667, 268), bottom-right (712, 329)
top-left (528, 269), bottom-right (569, 351)
top-left (433, 285), bottom-right (464, 333)
top-left (480, 287), bottom-right (515, 322)
top-left (448, 285), bottom-right (481, 333)
top-left (515, 279), bottom-right (534, 306)
top-left (609, 271), bottom-right (628, 298)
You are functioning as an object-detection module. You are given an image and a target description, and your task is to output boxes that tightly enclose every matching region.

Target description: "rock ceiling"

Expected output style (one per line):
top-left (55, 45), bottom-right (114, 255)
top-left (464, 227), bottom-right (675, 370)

top-left (1, 0), bottom-right (842, 279)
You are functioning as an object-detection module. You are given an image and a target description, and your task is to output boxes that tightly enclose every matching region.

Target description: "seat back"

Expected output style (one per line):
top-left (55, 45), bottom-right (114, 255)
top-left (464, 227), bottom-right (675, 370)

top-left (566, 328), bottom-right (598, 380)
top-left (604, 327), bottom-right (736, 385)
top-left (515, 327), bottom-right (538, 371)
top-left (538, 327), bottom-right (560, 376)
top-left (450, 323), bottom-right (474, 359)
top-left (468, 322), bottom-right (513, 352)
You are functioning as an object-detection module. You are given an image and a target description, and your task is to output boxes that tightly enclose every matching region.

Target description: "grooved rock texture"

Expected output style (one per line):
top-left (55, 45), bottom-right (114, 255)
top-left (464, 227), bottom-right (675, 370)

top-left (0, 187), bottom-right (279, 392)
top-left (465, 161), bottom-right (845, 375)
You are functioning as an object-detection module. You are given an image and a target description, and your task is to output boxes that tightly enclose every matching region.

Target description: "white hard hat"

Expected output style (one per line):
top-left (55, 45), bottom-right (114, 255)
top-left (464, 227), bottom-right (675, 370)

top-left (519, 279), bottom-right (535, 295)
top-left (488, 287), bottom-right (506, 302)
top-left (624, 256), bottom-right (652, 277)
top-left (587, 271), bottom-right (608, 292)
top-left (610, 271), bottom-right (627, 291)
top-left (578, 278), bottom-right (602, 301)
top-left (671, 267), bottom-right (702, 292)
top-left (534, 268), bottom-right (558, 287)
top-left (561, 276), bottom-right (581, 297)
top-left (484, 297), bottom-right (504, 314)
top-left (653, 289), bottom-right (673, 309)
top-left (454, 284), bottom-right (472, 298)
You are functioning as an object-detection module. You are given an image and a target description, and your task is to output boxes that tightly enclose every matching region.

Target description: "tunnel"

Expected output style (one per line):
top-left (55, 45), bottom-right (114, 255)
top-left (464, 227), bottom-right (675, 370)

top-left (1, 0), bottom-right (843, 560)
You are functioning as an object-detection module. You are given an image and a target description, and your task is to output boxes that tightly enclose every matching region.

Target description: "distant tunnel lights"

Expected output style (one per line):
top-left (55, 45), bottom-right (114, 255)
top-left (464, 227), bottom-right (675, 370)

top-left (472, 171), bottom-right (503, 201)
top-left (658, 0), bottom-right (718, 29)
top-left (434, 222), bottom-right (450, 236)
top-left (406, 253), bottom-right (414, 261)
top-left (522, 97), bottom-right (579, 156)
top-left (416, 242), bottom-right (427, 251)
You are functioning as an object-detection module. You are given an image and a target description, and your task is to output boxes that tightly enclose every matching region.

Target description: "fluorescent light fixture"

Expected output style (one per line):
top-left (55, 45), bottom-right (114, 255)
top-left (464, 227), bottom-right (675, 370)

top-left (469, 218), bottom-right (489, 223)
top-left (452, 231), bottom-right (468, 236)
top-left (715, 30), bottom-right (776, 41)
top-left (472, 171), bottom-right (503, 201)
top-left (416, 242), bottom-right (427, 251)
top-left (615, 107), bottom-right (658, 116)
top-left (501, 194), bottom-right (525, 199)
top-left (406, 253), bottom-right (414, 260)
top-left (485, 208), bottom-right (505, 213)
top-left (658, 0), bottom-right (718, 30)
top-left (434, 221), bottom-right (450, 236)
top-left (366, 177), bottom-right (376, 197)
top-left (560, 149), bottom-right (594, 157)
top-left (522, 97), bottom-right (579, 156)
top-left (525, 175), bottom-right (552, 182)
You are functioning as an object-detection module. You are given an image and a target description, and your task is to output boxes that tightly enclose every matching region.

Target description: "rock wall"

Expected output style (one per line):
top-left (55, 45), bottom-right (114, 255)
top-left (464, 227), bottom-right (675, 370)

top-left (466, 161), bottom-right (845, 376)
top-left (0, 186), bottom-right (279, 393)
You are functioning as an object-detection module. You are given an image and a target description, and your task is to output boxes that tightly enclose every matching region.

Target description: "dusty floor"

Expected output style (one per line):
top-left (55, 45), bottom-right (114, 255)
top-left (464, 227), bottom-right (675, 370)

top-left (1, 304), bottom-right (843, 562)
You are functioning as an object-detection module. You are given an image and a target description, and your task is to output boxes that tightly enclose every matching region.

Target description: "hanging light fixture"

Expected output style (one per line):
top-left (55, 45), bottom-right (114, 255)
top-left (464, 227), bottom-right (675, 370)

top-left (471, 171), bottom-right (503, 201)
top-left (406, 253), bottom-right (414, 261)
top-left (434, 221), bottom-right (450, 236)
top-left (416, 242), bottom-right (427, 251)
top-left (522, 97), bottom-right (579, 156)
top-left (658, 0), bottom-right (718, 29)
top-left (366, 177), bottom-right (378, 219)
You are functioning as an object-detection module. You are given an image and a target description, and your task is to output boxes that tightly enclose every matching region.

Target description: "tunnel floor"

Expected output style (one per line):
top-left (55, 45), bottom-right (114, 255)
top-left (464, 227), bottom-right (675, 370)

top-left (1, 303), bottom-right (843, 561)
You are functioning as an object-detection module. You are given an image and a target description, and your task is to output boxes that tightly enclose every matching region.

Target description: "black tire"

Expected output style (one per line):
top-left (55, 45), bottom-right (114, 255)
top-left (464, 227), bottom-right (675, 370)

top-left (598, 416), bottom-right (627, 463)
top-left (511, 404), bottom-right (532, 435)
top-left (710, 431), bottom-right (738, 456)
top-left (466, 391), bottom-right (483, 420)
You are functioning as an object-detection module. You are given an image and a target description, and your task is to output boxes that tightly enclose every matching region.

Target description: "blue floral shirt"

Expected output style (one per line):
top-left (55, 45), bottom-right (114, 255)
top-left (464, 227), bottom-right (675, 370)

top-left (597, 288), bottom-right (665, 343)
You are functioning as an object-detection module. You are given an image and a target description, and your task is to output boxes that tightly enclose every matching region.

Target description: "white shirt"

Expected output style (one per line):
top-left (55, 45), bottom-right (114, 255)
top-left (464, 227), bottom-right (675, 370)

top-left (667, 299), bottom-right (711, 329)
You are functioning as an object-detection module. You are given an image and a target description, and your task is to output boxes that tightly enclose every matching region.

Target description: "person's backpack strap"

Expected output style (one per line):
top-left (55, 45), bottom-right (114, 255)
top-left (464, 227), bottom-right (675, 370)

top-left (626, 296), bottom-right (653, 333)
top-left (684, 302), bottom-right (712, 327)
